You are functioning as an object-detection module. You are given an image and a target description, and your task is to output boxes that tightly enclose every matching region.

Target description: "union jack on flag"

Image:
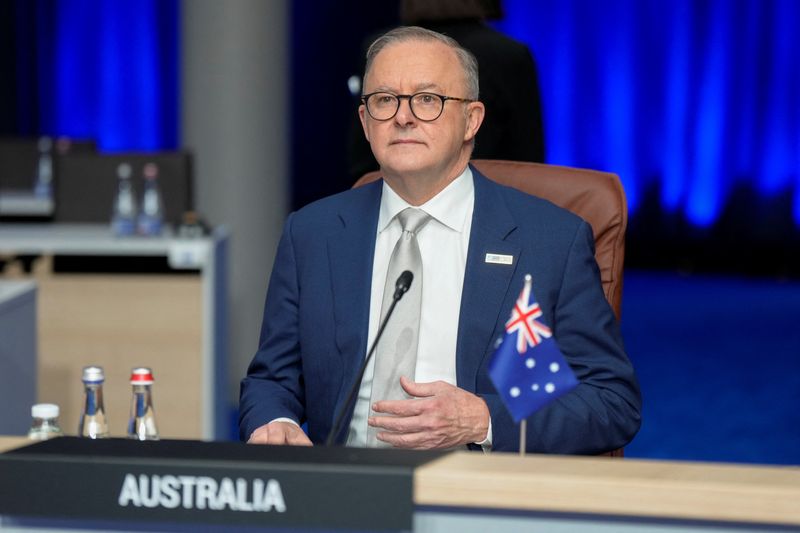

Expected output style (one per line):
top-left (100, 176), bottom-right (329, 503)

top-left (505, 280), bottom-right (552, 352)
top-left (488, 275), bottom-right (579, 423)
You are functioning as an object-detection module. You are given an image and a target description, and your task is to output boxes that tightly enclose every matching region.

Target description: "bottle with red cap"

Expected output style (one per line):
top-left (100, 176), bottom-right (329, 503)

top-left (127, 367), bottom-right (159, 440)
top-left (137, 162), bottom-right (164, 236)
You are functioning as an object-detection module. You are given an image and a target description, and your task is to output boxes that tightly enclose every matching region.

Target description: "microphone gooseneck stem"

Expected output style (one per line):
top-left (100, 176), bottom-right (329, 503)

top-left (325, 272), bottom-right (411, 447)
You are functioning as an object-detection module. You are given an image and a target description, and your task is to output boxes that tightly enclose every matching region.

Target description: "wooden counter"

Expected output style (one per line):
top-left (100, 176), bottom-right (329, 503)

top-left (414, 452), bottom-right (800, 527)
top-left (0, 436), bottom-right (29, 453)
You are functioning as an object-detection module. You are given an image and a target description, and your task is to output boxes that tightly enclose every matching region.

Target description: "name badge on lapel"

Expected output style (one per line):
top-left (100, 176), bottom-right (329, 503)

top-left (485, 253), bottom-right (514, 265)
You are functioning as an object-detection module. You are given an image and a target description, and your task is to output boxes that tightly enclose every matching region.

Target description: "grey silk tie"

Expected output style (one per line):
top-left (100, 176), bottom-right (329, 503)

top-left (367, 207), bottom-right (431, 447)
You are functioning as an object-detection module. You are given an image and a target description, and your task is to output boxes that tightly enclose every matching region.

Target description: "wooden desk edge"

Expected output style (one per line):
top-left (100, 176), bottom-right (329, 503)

top-left (414, 452), bottom-right (800, 527)
top-left (0, 436), bottom-right (31, 453)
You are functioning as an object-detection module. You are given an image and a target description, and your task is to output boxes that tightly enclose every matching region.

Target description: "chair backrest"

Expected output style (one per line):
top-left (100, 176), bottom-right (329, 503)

top-left (354, 159), bottom-right (628, 320)
top-left (356, 159), bottom-right (627, 457)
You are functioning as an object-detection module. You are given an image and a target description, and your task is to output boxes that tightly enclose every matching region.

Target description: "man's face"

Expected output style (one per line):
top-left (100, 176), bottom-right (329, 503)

top-left (359, 39), bottom-right (483, 181)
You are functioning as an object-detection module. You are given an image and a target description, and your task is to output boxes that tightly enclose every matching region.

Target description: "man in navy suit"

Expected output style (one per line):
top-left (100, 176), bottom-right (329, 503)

top-left (240, 26), bottom-right (641, 453)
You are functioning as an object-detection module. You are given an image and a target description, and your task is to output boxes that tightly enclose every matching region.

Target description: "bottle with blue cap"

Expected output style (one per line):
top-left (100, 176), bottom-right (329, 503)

top-left (33, 136), bottom-right (53, 199)
top-left (78, 365), bottom-right (109, 438)
top-left (111, 162), bottom-right (137, 236)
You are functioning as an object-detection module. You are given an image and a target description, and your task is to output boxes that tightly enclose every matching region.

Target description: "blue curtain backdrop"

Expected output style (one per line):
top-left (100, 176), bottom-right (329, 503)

top-left (15, 1), bottom-right (800, 227)
top-left (494, 0), bottom-right (800, 227)
top-left (15, 0), bottom-right (178, 151)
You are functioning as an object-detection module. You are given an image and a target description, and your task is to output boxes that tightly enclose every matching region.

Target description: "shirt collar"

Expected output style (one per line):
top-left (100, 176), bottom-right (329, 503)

top-left (378, 166), bottom-right (474, 233)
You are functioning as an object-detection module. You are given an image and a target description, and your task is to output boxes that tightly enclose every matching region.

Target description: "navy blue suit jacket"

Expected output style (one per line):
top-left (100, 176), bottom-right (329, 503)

top-left (240, 168), bottom-right (641, 453)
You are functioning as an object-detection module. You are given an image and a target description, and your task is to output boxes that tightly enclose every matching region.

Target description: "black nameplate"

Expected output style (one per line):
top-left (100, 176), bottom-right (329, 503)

top-left (0, 437), bottom-right (446, 531)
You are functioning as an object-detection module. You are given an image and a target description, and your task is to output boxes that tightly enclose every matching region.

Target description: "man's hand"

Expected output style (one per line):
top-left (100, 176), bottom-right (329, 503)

top-left (368, 376), bottom-right (489, 449)
top-left (247, 421), bottom-right (313, 446)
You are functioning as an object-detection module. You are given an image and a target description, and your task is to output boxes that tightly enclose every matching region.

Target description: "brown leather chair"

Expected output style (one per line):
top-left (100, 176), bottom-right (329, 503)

top-left (355, 159), bottom-right (628, 456)
top-left (354, 159), bottom-right (627, 320)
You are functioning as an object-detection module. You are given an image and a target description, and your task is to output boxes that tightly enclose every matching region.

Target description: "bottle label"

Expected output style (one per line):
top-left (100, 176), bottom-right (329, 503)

top-left (112, 217), bottom-right (137, 236)
top-left (137, 215), bottom-right (163, 236)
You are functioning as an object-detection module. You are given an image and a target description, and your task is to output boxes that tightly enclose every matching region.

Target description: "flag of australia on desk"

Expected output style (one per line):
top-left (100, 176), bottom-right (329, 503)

top-left (489, 275), bottom-right (579, 423)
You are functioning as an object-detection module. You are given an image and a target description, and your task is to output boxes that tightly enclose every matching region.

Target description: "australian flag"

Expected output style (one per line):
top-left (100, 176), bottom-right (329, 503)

top-left (488, 275), bottom-right (579, 423)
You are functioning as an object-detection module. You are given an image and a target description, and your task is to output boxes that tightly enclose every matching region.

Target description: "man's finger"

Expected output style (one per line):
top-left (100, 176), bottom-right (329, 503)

top-left (399, 376), bottom-right (439, 397)
top-left (287, 428), bottom-right (313, 446)
top-left (376, 430), bottom-right (430, 449)
top-left (247, 422), bottom-right (311, 446)
top-left (369, 413), bottom-right (424, 433)
top-left (372, 397), bottom-right (426, 416)
top-left (247, 426), bottom-right (269, 444)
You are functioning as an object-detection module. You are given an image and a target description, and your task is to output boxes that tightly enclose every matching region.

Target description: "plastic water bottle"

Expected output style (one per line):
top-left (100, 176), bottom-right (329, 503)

top-left (137, 163), bottom-right (164, 236)
top-left (111, 163), bottom-right (137, 236)
top-left (33, 136), bottom-right (53, 198)
top-left (127, 367), bottom-right (159, 440)
top-left (28, 403), bottom-right (64, 441)
top-left (78, 366), bottom-right (110, 439)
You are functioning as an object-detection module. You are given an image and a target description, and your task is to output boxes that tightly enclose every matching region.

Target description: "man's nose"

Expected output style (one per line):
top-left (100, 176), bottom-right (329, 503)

top-left (394, 97), bottom-right (416, 125)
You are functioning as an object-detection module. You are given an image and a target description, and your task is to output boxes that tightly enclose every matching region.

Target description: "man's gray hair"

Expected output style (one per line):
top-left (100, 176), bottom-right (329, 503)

top-left (364, 26), bottom-right (480, 100)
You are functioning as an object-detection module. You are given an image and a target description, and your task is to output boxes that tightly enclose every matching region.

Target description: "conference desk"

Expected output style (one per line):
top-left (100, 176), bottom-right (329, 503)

top-left (1, 437), bottom-right (798, 532)
top-left (0, 223), bottom-right (228, 440)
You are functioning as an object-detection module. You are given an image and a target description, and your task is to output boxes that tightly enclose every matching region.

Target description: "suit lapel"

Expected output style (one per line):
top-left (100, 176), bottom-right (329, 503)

top-left (327, 181), bottom-right (382, 396)
top-left (326, 173), bottom-right (518, 407)
top-left (456, 169), bottom-right (520, 392)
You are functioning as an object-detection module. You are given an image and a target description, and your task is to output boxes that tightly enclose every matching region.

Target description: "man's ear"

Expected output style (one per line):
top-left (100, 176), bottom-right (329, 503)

top-left (359, 104), bottom-right (370, 141)
top-left (464, 101), bottom-right (485, 142)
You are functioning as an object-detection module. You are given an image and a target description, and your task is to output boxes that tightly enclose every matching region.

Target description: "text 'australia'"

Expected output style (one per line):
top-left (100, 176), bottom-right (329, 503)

top-left (118, 474), bottom-right (286, 512)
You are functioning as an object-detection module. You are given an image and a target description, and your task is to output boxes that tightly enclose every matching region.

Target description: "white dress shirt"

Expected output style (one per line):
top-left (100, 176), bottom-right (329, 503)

top-left (347, 166), bottom-right (491, 448)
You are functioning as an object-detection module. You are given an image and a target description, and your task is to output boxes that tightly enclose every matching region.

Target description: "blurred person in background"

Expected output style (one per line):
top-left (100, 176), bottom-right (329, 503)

top-left (347, 0), bottom-right (546, 183)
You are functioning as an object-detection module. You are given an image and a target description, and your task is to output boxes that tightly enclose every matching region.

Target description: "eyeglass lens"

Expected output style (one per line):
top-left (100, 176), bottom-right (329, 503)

top-left (367, 93), bottom-right (443, 121)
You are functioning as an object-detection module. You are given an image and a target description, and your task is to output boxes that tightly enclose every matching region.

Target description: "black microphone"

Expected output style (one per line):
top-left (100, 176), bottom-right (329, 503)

top-left (393, 270), bottom-right (413, 300)
top-left (325, 270), bottom-right (414, 446)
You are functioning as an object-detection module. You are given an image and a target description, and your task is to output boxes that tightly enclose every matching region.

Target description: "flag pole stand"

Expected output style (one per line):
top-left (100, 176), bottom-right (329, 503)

top-left (519, 419), bottom-right (527, 456)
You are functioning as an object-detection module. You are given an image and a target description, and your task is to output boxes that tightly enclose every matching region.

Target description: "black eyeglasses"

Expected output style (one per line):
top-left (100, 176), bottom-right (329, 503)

top-left (361, 91), bottom-right (475, 122)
